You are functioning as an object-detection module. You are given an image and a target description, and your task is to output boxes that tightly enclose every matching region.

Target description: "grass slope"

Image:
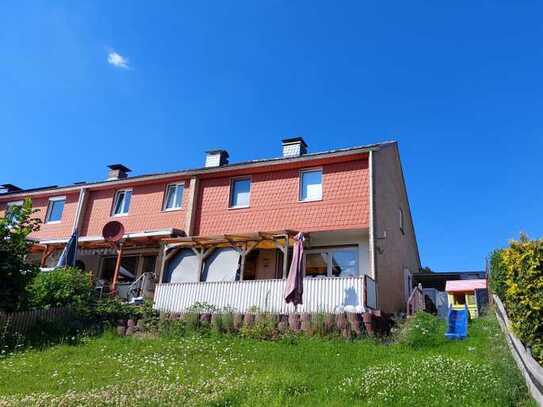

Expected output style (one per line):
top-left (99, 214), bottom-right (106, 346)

top-left (0, 312), bottom-right (535, 406)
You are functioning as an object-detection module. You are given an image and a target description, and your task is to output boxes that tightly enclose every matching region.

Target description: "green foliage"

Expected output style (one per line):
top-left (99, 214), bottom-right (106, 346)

top-left (221, 312), bottom-right (235, 334)
top-left (499, 235), bottom-right (543, 362)
top-left (157, 318), bottom-right (186, 338)
top-left (240, 313), bottom-right (278, 340)
top-left (94, 297), bottom-right (156, 323)
top-left (0, 199), bottom-right (41, 312)
top-left (489, 249), bottom-right (507, 299)
top-left (182, 312), bottom-right (201, 332)
top-left (27, 267), bottom-right (94, 312)
top-left (210, 313), bottom-right (223, 334)
top-left (397, 311), bottom-right (443, 349)
top-left (185, 301), bottom-right (218, 313)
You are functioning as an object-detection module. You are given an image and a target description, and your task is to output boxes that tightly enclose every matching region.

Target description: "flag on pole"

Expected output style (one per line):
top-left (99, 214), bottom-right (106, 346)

top-left (56, 231), bottom-right (78, 268)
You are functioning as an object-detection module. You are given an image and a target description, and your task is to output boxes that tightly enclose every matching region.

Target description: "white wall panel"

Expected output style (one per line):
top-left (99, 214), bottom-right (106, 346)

top-left (154, 277), bottom-right (366, 314)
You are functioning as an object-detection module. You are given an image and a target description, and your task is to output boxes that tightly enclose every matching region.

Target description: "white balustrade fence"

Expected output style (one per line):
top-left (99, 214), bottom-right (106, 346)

top-left (154, 276), bottom-right (369, 314)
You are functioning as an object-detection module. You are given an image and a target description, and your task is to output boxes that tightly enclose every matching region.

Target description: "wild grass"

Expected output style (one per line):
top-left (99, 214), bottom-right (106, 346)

top-left (0, 312), bottom-right (534, 406)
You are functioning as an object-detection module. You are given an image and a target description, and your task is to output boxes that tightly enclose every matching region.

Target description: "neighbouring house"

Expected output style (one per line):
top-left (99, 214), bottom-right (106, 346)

top-left (0, 138), bottom-right (420, 314)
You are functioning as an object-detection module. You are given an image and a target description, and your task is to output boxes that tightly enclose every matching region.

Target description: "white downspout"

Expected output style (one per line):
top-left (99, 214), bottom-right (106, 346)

top-left (368, 150), bottom-right (376, 280)
top-left (71, 187), bottom-right (88, 234)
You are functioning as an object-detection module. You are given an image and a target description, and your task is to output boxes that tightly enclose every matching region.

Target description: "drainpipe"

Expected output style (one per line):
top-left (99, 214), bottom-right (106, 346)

top-left (368, 150), bottom-right (376, 280)
top-left (72, 187), bottom-right (88, 235)
top-left (184, 176), bottom-right (199, 236)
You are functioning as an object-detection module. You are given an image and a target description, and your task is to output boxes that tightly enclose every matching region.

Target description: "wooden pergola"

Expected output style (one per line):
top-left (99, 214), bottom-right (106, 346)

top-left (158, 230), bottom-right (299, 283)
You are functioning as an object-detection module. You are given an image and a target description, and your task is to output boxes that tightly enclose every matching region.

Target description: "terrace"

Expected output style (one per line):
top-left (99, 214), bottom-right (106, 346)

top-left (154, 229), bottom-right (377, 313)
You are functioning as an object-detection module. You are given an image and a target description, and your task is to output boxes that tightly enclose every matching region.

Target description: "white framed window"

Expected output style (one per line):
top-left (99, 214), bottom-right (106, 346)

top-left (163, 183), bottom-right (184, 211)
top-left (112, 189), bottom-right (132, 216)
top-left (304, 246), bottom-right (358, 278)
top-left (45, 196), bottom-right (65, 223)
top-left (299, 169), bottom-right (322, 202)
top-left (229, 178), bottom-right (251, 208)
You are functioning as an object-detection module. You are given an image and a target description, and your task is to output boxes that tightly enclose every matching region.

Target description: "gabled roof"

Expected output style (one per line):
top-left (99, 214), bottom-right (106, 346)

top-left (1, 140), bottom-right (395, 199)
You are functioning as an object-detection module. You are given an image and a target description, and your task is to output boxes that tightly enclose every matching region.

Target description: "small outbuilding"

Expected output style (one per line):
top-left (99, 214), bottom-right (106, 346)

top-left (445, 279), bottom-right (488, 319)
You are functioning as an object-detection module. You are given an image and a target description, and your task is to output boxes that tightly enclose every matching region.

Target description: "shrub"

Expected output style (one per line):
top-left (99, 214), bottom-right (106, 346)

top-left (95, 297), bottom-right (156, 323)
top-left (240, 313), bottom-right (278, 340)
top-left (397, 312), bottom-right (443, 349)
top-left (500, 235), bottom-right (543, 362)
top-left (27, 267), bottom-right (93, 312)
top-left (488, 249), bottom-right (507, 299)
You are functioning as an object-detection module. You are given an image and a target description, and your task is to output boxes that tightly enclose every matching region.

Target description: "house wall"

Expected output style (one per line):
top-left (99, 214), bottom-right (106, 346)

top-left (0, 192), bottom-right (80, 241)
top-left (307, 229), bottom-right (370, 278)
top-left (372, 143), bottom-right (420, 313)
top-left (194, 158), bottom-right (370, 235)
top-left (80, 179), bottom-right (190, 237)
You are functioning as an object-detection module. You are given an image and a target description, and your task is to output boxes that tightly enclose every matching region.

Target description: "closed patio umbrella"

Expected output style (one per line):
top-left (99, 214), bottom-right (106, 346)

top-left (56, 231), bottom-right (78, 268)
top-left (284, 232), bottom-right (305, 307)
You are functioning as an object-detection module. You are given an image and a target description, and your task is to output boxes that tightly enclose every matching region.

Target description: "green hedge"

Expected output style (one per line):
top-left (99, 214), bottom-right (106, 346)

top-left (490, 236), bottom-right (543, 362)
top-left (488, 249), bottom-right (507, 299)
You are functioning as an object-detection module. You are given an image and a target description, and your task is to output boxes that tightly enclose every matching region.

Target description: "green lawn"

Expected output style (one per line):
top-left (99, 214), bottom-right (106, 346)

top-left (0, 313), bottom-right (534, 406)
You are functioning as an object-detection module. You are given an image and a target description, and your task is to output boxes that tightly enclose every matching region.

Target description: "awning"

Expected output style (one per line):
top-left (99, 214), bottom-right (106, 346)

top-left (31, 228), bottom-right (185, 252)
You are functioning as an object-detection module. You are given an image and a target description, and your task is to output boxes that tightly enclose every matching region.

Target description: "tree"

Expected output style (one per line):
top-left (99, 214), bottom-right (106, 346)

top-left (0, 199), bottom-right (41, 312)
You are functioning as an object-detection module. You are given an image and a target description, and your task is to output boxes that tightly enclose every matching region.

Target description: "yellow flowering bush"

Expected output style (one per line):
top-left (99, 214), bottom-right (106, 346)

top-left (499, 235), bottom-right (543, 362)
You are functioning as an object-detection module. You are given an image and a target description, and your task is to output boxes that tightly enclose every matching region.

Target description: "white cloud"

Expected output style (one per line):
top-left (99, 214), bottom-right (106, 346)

top-left (107, 50), bottom-right (129, 69)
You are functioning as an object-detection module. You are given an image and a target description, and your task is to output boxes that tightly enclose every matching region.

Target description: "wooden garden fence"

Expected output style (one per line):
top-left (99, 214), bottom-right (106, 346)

top-left (0, 307), bottom-right (71, 335)
top-left (494, 295), bottom-right (543, 406)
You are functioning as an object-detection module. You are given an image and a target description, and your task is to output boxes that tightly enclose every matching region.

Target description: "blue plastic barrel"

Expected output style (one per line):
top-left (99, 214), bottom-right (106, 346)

top-left (445, 304), bottom-right (468, 340)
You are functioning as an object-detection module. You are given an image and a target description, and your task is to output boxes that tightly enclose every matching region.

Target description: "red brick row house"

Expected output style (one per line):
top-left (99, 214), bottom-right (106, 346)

top-left (0, 138), bottom-right (420, 313)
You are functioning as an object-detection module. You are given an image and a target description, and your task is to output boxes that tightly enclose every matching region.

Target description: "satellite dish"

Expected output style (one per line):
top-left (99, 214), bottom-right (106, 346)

top-left (102, 221), bottom-right (125, 243)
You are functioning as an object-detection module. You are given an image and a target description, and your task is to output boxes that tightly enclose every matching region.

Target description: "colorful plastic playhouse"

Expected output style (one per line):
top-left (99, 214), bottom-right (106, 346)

top-left (445, 279), bottom-right (487, 319)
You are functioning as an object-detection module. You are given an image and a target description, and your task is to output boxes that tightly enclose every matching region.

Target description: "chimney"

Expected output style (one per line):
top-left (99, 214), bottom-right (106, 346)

top-left (0, 184), bottom-right (22, 194)
top-left (205, 150), bottom-right (229, 168)
top-left (281, 137), bottom-right (308, 158)
top-left (107, 164), bottom-right (131, 180)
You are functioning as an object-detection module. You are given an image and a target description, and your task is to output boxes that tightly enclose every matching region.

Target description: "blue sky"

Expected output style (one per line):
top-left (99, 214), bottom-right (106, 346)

top-left (1, 1), bottom-right (542, 271)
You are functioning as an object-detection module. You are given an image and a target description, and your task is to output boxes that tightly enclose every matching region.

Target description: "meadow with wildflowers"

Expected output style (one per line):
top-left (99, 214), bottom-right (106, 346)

top-left (0, 312), bottom-right (534, 406)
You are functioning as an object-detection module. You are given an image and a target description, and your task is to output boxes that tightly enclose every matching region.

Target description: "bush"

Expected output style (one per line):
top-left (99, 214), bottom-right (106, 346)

top-left (488, 249), bottom-right (507, 299)
top-left (27, 267), bottom-right (94, 312)
top-left (500, 236), bottom-right (543, 362)
top-left (95, 297), bottom-right (156, 323)
top-left (397, 312), bottom-right (443, 349)
top-left (240, 313), bottom-right (278, 340)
